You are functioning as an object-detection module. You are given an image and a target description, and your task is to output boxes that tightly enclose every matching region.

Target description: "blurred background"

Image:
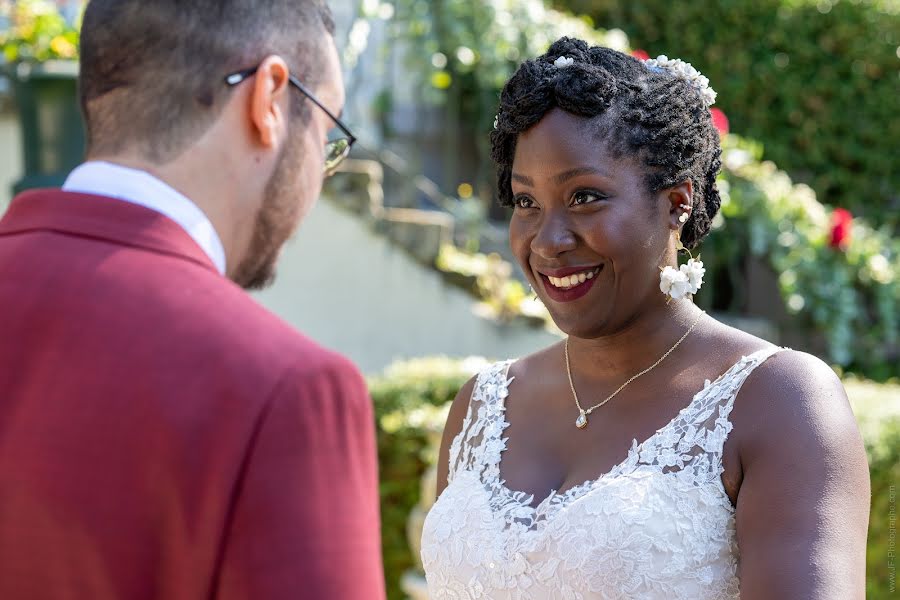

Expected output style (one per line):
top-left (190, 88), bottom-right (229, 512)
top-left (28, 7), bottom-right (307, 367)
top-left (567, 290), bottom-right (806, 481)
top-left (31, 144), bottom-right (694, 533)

top-left (1, 0), bottom-right (898, 598)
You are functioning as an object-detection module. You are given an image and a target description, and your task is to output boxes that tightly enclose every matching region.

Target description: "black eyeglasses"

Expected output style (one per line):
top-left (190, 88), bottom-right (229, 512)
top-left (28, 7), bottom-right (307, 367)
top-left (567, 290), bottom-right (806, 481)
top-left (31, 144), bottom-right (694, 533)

top-left (224, 66), bottom-right (356, 175)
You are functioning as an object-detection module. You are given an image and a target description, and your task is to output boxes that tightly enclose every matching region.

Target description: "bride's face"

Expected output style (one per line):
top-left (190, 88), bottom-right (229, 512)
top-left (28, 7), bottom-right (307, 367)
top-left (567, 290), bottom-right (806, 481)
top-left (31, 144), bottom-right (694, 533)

top-left (508, 108), bottom-right (674, 339)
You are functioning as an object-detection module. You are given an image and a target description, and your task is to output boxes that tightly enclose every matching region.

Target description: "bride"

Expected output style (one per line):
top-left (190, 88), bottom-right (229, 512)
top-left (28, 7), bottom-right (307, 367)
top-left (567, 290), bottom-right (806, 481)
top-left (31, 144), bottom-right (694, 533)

top-left (421, 37), bottom-right (870, 599)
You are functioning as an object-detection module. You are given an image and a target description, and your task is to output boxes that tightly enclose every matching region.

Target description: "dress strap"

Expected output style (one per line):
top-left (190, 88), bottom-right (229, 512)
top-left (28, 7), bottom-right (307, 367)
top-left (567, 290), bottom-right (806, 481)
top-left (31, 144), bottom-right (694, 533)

top-left (708, 346), bottom-right (785, 420)
top-left (447, 360), bottom-right (515, 483)
top-left (653, 346), bottom-right (786, 486)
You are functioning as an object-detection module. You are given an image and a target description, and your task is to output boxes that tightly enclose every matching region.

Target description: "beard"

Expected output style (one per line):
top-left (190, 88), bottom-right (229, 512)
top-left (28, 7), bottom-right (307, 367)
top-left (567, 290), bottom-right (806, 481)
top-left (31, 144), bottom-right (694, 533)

top-left (232, 137), bottom-right (304, 290)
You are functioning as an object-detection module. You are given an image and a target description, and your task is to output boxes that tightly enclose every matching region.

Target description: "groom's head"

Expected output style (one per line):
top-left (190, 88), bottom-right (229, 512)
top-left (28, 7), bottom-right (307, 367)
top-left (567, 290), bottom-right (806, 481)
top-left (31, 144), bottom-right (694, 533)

top-left (78, 0), bottom-right (344, 289)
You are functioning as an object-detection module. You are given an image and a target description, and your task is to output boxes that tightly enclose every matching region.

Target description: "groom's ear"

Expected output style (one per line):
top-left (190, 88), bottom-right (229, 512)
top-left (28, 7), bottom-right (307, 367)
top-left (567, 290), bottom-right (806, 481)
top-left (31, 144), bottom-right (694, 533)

top-left (247, 55), bottom-right (291, 150)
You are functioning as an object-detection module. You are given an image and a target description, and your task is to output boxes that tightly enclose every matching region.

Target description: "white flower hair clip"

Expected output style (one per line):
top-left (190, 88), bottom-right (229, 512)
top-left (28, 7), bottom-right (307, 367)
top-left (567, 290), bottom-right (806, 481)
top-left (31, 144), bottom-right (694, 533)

top-left (644, 55), bottom-right (717, 107)
top-left (553, 56), bottom-right (574, 68)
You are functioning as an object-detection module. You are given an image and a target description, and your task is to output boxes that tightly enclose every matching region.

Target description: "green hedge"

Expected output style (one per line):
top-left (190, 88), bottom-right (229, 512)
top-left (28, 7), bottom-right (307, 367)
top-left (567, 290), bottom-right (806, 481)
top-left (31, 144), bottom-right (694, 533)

top-left (845, 377), bottom-right (900, 599)
top-left (372, 357), bottom-right (900, 600)
top-left (554, 0), bottom-right (899, 231)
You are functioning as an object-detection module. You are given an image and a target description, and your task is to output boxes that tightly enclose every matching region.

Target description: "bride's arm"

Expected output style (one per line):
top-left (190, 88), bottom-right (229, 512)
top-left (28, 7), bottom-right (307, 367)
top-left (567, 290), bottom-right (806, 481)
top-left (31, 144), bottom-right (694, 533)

top-left (733, 350), bottom-right (870, 599)
top-left (436, 376), bottom-right (478, 498)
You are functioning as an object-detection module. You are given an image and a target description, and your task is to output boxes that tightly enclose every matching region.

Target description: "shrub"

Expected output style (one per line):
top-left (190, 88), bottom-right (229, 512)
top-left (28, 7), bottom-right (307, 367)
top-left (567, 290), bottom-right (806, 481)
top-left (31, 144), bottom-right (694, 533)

top-left (845, 378), bottom-right (900, 599)
top-left (703, 135), bottom-right (899, 378)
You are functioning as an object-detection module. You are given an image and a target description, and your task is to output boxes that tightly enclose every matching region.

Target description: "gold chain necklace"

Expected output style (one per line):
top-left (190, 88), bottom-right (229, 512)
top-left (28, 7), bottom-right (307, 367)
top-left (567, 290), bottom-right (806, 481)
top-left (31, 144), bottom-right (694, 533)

top-left (566, 310), bottom-right (705, 429)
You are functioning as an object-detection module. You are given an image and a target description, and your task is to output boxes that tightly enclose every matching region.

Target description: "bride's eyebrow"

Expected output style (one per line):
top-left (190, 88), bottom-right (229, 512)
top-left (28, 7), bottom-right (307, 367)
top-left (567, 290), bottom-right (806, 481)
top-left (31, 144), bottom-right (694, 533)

top-left (552, 166), bottom-right (609, 184)
top-left (512, 173), bottom-right (534, 186)
top-left (512, 167), bottom-right (610, 188)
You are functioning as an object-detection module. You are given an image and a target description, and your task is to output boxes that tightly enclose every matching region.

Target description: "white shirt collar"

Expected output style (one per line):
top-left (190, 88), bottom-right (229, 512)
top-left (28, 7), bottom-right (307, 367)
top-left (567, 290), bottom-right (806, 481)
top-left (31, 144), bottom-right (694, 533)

top-left (62, 161), bottom-right (227, 275)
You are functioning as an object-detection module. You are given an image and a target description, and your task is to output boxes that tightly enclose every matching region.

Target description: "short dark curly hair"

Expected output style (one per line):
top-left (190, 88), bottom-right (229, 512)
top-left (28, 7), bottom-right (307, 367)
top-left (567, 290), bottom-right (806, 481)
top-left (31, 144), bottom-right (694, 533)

top-left (490, 37), bottom-right (723, 248)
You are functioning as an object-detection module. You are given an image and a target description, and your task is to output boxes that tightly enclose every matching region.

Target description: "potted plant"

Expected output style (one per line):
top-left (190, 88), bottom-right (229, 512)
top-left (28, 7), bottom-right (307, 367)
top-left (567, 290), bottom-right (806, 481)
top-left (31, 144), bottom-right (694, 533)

top-left (1, 0), bottom-right (83, 194)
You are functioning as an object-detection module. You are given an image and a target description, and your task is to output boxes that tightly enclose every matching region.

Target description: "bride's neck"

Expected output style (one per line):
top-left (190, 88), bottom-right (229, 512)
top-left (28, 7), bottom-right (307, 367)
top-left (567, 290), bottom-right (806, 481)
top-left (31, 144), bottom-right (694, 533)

top-left (566, 300), bottom-right (702, 379)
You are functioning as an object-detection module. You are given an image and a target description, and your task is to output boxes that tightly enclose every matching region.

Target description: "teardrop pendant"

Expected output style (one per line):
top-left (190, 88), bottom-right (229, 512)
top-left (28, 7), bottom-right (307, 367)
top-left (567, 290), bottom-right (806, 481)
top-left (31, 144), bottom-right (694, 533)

top-left (575, 410), bottom-right (588, 429)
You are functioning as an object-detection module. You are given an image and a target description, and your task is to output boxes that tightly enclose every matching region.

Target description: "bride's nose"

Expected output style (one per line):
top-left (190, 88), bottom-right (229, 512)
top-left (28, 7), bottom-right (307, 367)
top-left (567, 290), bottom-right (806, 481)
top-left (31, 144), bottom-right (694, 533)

top-left (530, 210), bottom-right (577, 259)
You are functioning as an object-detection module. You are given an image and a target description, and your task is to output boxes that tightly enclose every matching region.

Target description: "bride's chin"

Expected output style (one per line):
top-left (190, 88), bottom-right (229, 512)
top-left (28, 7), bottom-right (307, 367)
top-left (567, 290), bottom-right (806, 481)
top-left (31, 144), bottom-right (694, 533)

top-left (548, 309), bottom-right (618, 340)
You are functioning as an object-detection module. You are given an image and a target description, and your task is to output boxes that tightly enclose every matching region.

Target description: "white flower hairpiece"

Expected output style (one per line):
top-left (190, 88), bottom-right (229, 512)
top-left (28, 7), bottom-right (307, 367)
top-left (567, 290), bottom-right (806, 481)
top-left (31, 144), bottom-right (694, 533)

top-left (553, 55), bottom-right (574, 68)
top-left (644, 55), bottom-right (717, 107)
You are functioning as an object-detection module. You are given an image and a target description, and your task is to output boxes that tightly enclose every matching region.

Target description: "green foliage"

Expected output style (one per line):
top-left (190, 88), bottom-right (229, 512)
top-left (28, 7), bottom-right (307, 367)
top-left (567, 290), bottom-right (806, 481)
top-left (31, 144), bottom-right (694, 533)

top-left (554, 0), bottom-right (899, 230)
top-left (865, 419), bottom-right (900, 598)
top-left (372, 358), bottom-right (900, 598)
top-left (0, 0), bottom-right (79, 63)
top-left (845, 378), bottom-right (900, 599)
top-left (367, 0), bottom-right (626, 195)
top-left (435, 243), bottom-right (546, 323)
top-left (385, 0), bottom-right (618, 131)
top-left (705, 135), bottom-right (899, 377)
top-left (369, 357), bottom-right (487, 600)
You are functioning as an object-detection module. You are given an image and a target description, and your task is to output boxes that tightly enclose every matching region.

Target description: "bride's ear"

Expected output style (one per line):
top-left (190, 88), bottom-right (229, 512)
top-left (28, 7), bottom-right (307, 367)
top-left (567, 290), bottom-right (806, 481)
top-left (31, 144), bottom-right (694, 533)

top-left (664, 181), bottom-right (694, 230)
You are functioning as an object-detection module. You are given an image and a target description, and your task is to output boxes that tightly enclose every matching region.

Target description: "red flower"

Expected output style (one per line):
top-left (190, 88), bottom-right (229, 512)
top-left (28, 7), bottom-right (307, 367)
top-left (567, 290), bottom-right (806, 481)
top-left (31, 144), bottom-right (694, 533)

top-left (829, 208), bottom-right (853, 249)
top-left (710, 107), bottom-right (729, 136)
top-left (631, 49), bottom-right (650, 61)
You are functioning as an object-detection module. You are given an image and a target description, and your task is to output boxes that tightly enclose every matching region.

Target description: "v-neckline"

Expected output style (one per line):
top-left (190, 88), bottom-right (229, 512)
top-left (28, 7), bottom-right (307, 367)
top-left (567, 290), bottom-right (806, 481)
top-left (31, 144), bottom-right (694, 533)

top-left (488, 348), bottom-right (775, 512)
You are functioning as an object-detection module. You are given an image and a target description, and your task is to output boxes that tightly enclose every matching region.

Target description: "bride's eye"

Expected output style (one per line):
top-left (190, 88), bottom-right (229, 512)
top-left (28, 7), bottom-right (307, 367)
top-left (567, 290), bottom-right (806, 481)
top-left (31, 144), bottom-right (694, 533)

top-left (514, 195), bottom-right (536, 209)
top-left (571, 190), bottom-right (606, 206)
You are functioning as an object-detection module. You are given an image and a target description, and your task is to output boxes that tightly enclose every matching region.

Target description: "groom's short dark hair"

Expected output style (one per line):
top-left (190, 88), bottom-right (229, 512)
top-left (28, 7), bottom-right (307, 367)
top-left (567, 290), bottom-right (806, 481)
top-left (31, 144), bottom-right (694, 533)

top-left (79, 0), bottom-right (335, 162)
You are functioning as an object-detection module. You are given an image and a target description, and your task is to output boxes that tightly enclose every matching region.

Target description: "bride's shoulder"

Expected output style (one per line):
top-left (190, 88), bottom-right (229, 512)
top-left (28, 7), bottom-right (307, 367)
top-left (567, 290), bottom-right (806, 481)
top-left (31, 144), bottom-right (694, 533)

top-left (697, 315), bottom-right (844, 393)
top-left (439, 347), bottom-right (557, 443)
top-left (705, 314), bottom-right (827, 365)
top-left (736, 347), bottom-right (848, 411)
top-left (441, 358), bottom-right (520, 431)
top-left (707, 317), bottom-right (855, 463)
top-left (505, 341), bottom-right (565, 384)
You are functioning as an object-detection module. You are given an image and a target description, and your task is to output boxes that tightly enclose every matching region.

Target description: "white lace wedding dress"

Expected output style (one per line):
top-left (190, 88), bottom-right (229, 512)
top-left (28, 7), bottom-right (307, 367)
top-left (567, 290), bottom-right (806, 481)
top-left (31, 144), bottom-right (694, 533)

top-left (421, 347), bottom-right (783, 599)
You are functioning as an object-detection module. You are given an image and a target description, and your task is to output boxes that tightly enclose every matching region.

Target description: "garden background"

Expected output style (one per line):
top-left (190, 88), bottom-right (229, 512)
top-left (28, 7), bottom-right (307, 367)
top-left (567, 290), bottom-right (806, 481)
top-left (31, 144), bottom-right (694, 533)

top-left (1, 0), bottom-right (897, 598)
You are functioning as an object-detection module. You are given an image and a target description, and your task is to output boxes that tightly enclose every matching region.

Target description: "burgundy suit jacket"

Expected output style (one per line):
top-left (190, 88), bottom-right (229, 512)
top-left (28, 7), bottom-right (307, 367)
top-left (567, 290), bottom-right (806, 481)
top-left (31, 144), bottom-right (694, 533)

top-left (0, 190), bottom-right (385, 599)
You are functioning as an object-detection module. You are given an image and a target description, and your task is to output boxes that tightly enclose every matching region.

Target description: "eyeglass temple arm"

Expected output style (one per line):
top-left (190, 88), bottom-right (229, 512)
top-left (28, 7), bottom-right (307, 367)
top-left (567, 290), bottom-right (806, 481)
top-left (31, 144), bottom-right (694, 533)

top-left (224, 66), bottom-right (357, 145)
top-left (287, 75), bottom-right (357, 144)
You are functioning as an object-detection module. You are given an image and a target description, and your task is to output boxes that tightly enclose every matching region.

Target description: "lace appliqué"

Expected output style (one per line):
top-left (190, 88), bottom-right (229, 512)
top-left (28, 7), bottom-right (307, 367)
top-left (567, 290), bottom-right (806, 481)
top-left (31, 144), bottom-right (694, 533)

top-left (422, 347), bottom-right (783, 600)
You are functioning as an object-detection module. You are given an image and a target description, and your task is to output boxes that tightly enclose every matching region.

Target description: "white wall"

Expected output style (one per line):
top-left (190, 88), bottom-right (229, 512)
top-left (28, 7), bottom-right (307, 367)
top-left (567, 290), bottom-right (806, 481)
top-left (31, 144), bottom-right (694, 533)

top-left (0, 112), bottom-right (22, 210)
top-left (253, 199), bottom-right (560, 375)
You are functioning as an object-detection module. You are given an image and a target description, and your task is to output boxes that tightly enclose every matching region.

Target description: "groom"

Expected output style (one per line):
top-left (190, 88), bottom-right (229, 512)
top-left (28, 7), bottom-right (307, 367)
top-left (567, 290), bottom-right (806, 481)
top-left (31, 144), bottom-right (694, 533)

top-left (0, 1), bottom-right (385, 598)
